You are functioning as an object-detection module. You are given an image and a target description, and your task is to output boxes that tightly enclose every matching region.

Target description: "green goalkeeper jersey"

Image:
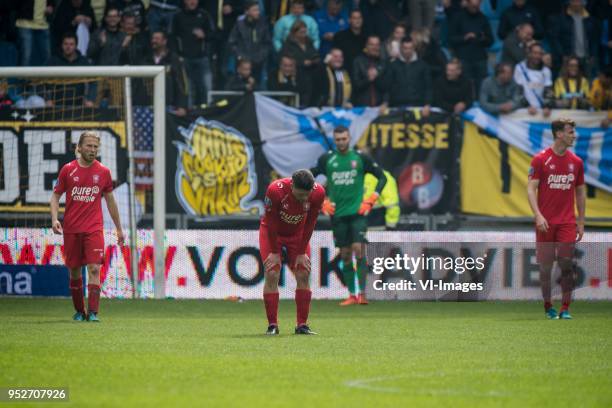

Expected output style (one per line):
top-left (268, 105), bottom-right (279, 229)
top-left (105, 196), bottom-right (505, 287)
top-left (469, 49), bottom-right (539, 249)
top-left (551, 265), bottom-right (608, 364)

top-left (311, 149), bottom-right (386, 217)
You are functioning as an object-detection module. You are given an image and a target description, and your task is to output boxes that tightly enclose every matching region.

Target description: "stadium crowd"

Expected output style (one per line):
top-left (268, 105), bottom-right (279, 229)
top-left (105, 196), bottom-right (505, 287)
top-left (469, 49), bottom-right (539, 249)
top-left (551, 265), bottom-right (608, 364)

top-left (0, 0), bottom-right (611, 124)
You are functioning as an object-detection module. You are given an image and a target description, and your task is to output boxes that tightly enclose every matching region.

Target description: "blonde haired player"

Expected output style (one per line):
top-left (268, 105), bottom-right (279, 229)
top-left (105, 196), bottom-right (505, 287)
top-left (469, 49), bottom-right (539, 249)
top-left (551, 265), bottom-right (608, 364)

top-left (50, 131), bottom-right (124, 322)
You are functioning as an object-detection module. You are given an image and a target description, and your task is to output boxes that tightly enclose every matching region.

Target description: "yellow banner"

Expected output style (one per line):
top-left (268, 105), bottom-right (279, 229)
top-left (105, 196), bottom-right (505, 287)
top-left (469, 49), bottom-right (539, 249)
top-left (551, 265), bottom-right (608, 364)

top-left (461, 122), bottom-right (612, 225)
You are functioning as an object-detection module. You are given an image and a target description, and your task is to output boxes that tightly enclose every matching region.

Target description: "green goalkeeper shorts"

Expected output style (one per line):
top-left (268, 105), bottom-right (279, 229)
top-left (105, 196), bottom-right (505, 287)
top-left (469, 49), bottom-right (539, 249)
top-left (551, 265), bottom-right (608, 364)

top-left (331, 214), bottom-right (368, 247)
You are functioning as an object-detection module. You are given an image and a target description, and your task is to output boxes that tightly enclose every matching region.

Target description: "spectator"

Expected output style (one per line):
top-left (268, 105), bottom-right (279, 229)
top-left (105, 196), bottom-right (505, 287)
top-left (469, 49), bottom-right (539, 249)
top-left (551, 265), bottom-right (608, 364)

top-left (501, 22), bottom-right (535, 67)
top-left (513, 42), bottom-right (553, 116)
top-left (589, 65), bottom-right (612, 111)
top-left (273, 0), bottom-right (320, 52)
top-left (548, 0), bottom-right (599, 76)
top-left (203, 0), bottom-right (242, 35)
top-left (280, 20), bottom-right (320, 104)
top-left (47, 32), bottom-right (96, 107)
top-left (352, 35), bottom-right (387, 107)
top-left (106, 0), bottom-right (147, 30)
top-left (202, 0), bottom-right (242, 89)
top-left (448, 0), bottom-right (493, 94)
top-left (147, 0), bottom-right (180, 33)
top-left (87, 6), bottom-right (125, 65)
top-left (497, 0), bottom-right (544, 40)
top-left (383, 38), bottom-right (432, 114)
top-left (51, 0), bottom-right (96, 56)
top-left (228, 1), bottom-right (272, 85)
top-left (589, 0), bottom-right (611, 67)
top-left (172, 0), bottom-right (214, 109)
top-left (442, 0), bottom-right (464, 25)
top-left (118, 13), bottom-right (148, 65)
top-left (479, 62), bottom-right (525, 115)
top-left (314, 0), bottom-right (348, 57)
top-left (0, 80), bottom-right (15, 108)
top-left (332, 9), bottom-right (367, 71)
top-left (226, 58), bottom-right (257, 91)
top-left (553, 56), bottom-right (591, 109)
top-left (381, 23), bottom-right (407, 62)
top-left (268, 0), bottom-right (320, 23)
top-left (141, 31), bottom-right (188, 116)
top-left (268, 55), bottom-right (308, 105)
top-left (16, 0), bottom-right (54, 66)
top-left (316, 47), bottom-right (351, 107)
top-left (411, 27), bottom-right (447, 81)
top-left (433, 58), bottom-right (474, 113)
top-left (406, 0), bottom-right (437, 31)
top-left (360, 0), bottom-right (404, 41)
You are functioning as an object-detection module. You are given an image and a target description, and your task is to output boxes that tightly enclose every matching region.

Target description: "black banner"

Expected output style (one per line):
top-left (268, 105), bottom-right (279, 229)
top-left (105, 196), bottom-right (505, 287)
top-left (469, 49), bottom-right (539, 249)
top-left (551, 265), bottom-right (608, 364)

top-left (357, 110), bottom-right (460, 214)
top-left (165, 96), bottom-right (273, 216)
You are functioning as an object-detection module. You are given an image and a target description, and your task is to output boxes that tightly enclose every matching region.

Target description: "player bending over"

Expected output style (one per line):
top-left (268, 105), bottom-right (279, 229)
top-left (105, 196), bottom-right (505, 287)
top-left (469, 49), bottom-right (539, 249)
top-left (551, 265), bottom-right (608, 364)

top-left (260, 169), bottom-right (325, 335)
top-left (527, 118), bottom-right (585, 320)
top-left (50, 131), bottom-right (124, 322)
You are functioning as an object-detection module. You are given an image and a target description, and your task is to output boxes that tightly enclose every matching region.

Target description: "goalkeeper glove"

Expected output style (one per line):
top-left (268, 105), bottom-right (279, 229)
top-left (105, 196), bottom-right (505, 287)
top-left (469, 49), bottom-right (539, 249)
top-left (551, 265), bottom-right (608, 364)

top-left (358, 193), bottom-right (379, 216)
top-left (321, 198), bottom-right (335, 216)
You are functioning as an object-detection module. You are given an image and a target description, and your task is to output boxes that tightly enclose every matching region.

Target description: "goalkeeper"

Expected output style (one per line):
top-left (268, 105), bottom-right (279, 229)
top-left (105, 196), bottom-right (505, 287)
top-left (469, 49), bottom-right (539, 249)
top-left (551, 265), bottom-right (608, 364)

top-left (311, 125), bottom-right (386, 305)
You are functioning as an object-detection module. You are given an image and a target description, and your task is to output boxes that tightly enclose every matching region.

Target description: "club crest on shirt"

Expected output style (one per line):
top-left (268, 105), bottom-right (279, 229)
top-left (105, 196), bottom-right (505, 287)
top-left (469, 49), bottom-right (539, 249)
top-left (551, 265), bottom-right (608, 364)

top-left (93, 174), bottom-right (100, 184)
top-left (351, 160), bottom-right (357, 169)
top-left (73, 176), bottom-right (79, 182)
top-left (568, 163), bottom-right (574, 172)
top-left (549, 164), bottom-right (555, 170)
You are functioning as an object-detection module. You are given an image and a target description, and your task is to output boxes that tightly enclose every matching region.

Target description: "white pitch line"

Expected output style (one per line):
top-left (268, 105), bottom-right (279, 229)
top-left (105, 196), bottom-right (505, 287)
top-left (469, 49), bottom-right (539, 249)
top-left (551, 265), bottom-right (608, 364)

top-left (345, 372), bottom-right (514, 398)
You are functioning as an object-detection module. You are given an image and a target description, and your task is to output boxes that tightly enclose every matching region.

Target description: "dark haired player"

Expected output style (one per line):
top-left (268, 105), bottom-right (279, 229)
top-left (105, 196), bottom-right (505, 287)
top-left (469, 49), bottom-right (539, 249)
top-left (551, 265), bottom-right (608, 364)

top-left (260, 169), bottom-right (325, 335)
top-left (527, 118), bottom-right (585, 320)
top-left (311, 125), bottom-right (386, 305)
top-left (50, 131), bottom-right (124, 322)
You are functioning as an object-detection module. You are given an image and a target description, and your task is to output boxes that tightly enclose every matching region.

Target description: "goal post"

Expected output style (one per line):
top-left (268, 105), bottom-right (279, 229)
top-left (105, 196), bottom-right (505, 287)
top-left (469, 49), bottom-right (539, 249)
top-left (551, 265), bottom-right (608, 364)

top-left (0, 66), bottom-right (167, 299)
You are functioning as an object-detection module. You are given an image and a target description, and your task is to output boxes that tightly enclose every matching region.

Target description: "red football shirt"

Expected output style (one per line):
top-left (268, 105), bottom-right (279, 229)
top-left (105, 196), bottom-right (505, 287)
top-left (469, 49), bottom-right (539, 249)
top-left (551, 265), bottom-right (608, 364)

top-left (261, 178), bottom-right (325, 253)
top-left (54, 160), bottom-right (114, 233)
top-left (529, 147), bottom-right (584, 225)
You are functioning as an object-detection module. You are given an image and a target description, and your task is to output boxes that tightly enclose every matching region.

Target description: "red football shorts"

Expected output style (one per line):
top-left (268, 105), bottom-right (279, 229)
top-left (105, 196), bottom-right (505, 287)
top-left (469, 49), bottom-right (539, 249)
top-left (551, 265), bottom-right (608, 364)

top-left (535, 223), bottom-right (576, 264)
top-left (259, 225), bottom-right (311, 271)
top-left (63, 231), bottom-right (105, 269)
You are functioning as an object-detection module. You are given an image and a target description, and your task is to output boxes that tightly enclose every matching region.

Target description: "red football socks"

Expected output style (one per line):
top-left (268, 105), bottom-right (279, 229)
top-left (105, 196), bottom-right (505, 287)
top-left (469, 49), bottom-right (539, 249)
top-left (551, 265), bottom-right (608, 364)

top-left (544, 301), bottom-right (553, 311)
top-left (69, 277), bottom-right (85, 314)
top-left (263, 292), bottom-right (279, 326)
top-left (295, 289), bottom-right (311, 326)
top-left (560, 302), bottom-right (570, 312)
top-left (87, 284), bottom-right (101, 314)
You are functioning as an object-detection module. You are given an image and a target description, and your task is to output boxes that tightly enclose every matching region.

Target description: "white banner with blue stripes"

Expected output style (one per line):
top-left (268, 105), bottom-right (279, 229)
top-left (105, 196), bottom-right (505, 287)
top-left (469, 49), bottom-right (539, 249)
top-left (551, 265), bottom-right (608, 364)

top-left (255, 94), bottom-right (380, 177)
top-left (462, 107), bottom-right (612, 193)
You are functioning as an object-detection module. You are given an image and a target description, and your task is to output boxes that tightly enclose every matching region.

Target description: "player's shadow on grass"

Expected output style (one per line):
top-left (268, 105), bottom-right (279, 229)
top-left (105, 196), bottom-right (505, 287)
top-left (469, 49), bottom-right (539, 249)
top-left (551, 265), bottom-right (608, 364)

top-left (26, 320), bottom-right (76, 324)
top-left (227, 334), bottom-right (280, 339)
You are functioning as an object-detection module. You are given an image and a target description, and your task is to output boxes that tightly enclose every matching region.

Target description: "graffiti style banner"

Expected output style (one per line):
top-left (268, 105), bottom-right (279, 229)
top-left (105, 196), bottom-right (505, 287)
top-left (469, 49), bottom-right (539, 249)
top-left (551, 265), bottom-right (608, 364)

top-left (166, 96), bottom-right (270, 216)
top-left (1, 229), bottom-right (609, 300)
top-left (0, 118), bottom-right (128, 212)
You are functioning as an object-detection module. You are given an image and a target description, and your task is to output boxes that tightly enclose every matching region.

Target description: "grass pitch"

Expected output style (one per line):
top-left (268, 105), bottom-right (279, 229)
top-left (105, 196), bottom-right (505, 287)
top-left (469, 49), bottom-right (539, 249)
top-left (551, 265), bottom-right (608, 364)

top-left (1, 298), bottom-right (611, 407)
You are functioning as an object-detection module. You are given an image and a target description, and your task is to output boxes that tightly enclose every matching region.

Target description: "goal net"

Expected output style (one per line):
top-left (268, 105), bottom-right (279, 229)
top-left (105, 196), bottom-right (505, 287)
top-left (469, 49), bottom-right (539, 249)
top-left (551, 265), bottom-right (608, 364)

top-left (0, 66), bottom-right (166, 299)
